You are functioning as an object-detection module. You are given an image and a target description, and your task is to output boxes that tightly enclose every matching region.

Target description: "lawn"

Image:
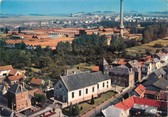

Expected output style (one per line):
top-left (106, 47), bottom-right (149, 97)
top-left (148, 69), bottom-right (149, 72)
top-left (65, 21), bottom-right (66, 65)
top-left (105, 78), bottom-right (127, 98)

top-left (126, 38), bottom-right (168, 56)
top-left (63, 91), bottom-right (115, 116)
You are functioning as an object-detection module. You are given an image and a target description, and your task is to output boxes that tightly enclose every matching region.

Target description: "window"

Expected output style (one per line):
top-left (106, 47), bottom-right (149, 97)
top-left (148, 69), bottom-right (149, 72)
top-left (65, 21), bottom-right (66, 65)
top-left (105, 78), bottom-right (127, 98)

top-left (103, 82), bottom-right (105, 87)
top-left (79, 90), bottom-right (81, 96)
top-left (107, 81), bottom-right (109, 88)
top-left (86, 88), bottom-right (88, 94)
top-left (92, 87), bottom-right (94, 92)
top-left (59, 84), bottom-right (62, 88)
top-left (72, 92), bottom-right (74, 98)
top-left (97, 84), bottom-right (99, 89)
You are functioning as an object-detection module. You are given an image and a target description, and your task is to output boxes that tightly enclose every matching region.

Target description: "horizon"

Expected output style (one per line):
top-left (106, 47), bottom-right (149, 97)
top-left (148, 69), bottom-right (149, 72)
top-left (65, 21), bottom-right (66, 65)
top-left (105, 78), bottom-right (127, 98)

top-left (0, 0), bottom-right (168, 15)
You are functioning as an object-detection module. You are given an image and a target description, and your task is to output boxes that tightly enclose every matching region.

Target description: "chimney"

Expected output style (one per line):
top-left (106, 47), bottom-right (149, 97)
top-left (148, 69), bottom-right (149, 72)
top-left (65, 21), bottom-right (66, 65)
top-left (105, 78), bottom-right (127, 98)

top-left (120, 0), bottom-right (124, 37)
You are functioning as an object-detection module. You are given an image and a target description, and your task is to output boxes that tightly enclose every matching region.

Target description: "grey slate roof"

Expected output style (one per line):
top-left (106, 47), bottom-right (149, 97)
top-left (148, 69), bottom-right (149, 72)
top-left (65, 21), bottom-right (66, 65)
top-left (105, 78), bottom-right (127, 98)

top-left (153, 78), bottom-right (168, 90)
top-left (8, 83), bottom-right (27, 94)
top-left (153, 58), bottom-right (160, 63)
top-left (102, 105), bottom-right (123, 117)
top-left (159, 68), bottom-right (166, 76)
top-left (61, 71), bottom-right (110, 91)
top-left (153, 69), bottom-right (162, 77)
top-left (0, 107), bottom-right (14, 117)
top-left (142, 73), bottom-right (158, 86)
top-left (110, 65), bottom-right (130, 75)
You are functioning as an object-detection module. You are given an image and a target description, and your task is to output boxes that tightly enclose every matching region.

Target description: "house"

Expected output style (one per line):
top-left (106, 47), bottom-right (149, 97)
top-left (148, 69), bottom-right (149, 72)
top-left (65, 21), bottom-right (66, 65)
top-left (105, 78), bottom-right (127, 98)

top-left (101, 58), bottom-right (112, 75)
top-left (102, 105), bottom-right (128, 117)
top-left (30, 78), bottom-right (45, 86)
top-left (142, 62), bottom-right (153, 76)
top-left (91, 66), bottom-right (100, 72)
top-left (153, 78), bottom-right (168, 90)
top-left (152, 58), bottom-right (161, 69)
top-left (0, 106), bottom-right (14, 117)
top-left (115, 96), bottom-right (167, 117)
top-left (54, 71), bottom-right (111, 105)
top-left (144, 90), bottom-right (167, 101)
top-left (63, 68), bottom-right (81, 76)
top-left (8, 75), bottom-right (25, 84)
top-left (130, 84), bottom-right (146, 98)
top-left (0, 83), bottom-right (8, 106)
top-left (29, 88), bottom-right (46, 99)
top-left (8, 69), bottom-right (21, 76)
top-left (0, 65), bottom-right (13, 76)
top-left (109, 65), bottom-right (135, 92)
top-left (125, 60), bottom-right (142, 83)
top-left (7, 83), bottom-right (32, 112)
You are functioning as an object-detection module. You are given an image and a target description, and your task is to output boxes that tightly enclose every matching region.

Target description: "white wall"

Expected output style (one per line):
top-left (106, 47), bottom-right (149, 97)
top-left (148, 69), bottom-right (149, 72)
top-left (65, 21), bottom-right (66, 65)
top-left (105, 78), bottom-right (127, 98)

top-left (67, 79), bottom-right (111, 104)
top-left (54, 78), bottom-right (112, 104)
top-left (0, 70), bottom-right (10, 76)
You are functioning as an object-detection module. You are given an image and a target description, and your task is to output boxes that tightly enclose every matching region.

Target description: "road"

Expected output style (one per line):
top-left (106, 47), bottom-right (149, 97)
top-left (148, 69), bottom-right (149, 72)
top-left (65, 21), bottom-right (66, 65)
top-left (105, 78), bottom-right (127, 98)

top-left (81, 86), bottom-right (135, 117)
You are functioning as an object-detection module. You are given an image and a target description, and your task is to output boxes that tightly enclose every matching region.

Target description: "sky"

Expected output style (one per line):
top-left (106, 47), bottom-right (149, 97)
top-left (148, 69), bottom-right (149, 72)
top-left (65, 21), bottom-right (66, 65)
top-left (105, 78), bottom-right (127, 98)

top-left (0, 0), bottom-right (167, 15)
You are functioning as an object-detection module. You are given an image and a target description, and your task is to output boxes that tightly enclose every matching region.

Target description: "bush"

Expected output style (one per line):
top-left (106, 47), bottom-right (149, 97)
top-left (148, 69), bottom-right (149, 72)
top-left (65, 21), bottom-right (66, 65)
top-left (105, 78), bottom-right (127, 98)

top-left (90, 95), bottom-right (95, 105)
top-left (73, 103), bottom-right (80, 116)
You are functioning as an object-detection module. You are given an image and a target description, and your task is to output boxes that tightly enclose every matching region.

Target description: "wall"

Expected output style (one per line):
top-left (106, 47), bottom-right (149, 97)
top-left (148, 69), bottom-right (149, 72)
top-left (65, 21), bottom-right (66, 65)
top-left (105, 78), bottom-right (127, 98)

top-left (67, 79), bottom-right (111, 104)
top-left (0, 70), bottom-right (10, 76)
top-left (54, 80), bottom-right (68, 102)
top-left (15, 91), bottom-right (31, 111)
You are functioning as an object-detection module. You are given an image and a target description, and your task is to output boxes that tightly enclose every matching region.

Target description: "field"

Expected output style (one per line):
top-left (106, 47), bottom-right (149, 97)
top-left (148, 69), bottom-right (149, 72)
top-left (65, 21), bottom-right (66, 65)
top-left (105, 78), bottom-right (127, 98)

top-left (126, 37), bottom-right (168, 56)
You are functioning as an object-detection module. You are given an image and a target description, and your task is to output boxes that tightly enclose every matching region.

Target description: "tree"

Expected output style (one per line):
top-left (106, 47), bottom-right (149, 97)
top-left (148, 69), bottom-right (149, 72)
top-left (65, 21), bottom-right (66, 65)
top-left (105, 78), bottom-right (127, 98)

top-left (110, 35), bottom-right (126, 52)
top-left (56, 41), bottom-right (71, 55)
top-left (15, 42), bottom-right (26, 50)
top-left (69, 102), bottom-right (73, 115)
top-left (34, 94), bottom-right (46, 103)
top-left (90, 95), bottom-right (95, 105)
top-left (73, 103), bottom-right (80, 116)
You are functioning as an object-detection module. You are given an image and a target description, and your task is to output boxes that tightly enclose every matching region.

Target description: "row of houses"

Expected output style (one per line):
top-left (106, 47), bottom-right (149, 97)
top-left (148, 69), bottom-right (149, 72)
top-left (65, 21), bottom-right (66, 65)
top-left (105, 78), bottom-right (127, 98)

top-left (0, 65), bottom-right (46, 112)
top-left (101, 63), bottom-right (168, 117)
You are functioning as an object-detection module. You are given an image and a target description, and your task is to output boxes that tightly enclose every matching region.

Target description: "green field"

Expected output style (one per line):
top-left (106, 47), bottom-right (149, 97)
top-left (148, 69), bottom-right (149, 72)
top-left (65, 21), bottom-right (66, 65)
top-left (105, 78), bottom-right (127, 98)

top-left (126, 37), bottom-right (168, 56)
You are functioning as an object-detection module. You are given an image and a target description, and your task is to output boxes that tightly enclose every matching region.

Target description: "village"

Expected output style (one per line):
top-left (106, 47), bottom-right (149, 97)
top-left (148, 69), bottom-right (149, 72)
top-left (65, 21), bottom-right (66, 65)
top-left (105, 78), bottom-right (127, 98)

top-left (0, 48), bottom-right (168, 116)
top-left (0, 0), bottom-right (168, 117)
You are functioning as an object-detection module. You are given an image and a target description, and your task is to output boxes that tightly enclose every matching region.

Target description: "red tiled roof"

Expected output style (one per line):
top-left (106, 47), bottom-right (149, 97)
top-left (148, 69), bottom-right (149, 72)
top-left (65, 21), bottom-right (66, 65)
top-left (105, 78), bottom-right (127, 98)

top-left (29, 88), bottom-right (39, 97)
top-left (146, 55), bottom-right (152, 62)
top-left (9, 69), bottom-right (18, 76)
top-left (91, 66), bottom-right (100, 72)
top-left (135, 84), bottom-right (146, 97)
top-left (115, 96), bottom-right (135, 111)
top-left (115, 96), bottom-right (167, 111)
top-left (158, 91), bottom-right (167, 100)
top-left (29, 88), bottom-right (45, 97)
top-left (134, 97), bottom-right (161, 108)
top-left (30, 78), bottom-right (44, 85)
top-left (8, 75), bottom-right (24, 81)
top-left (0, 65), bottom-right (13, 71)
top-left (34, 89), bottom-right (45, 95)
top-left (118, 59), bottom-right (127, 65)
top-left (144, 90), bottom-right (157, 95)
